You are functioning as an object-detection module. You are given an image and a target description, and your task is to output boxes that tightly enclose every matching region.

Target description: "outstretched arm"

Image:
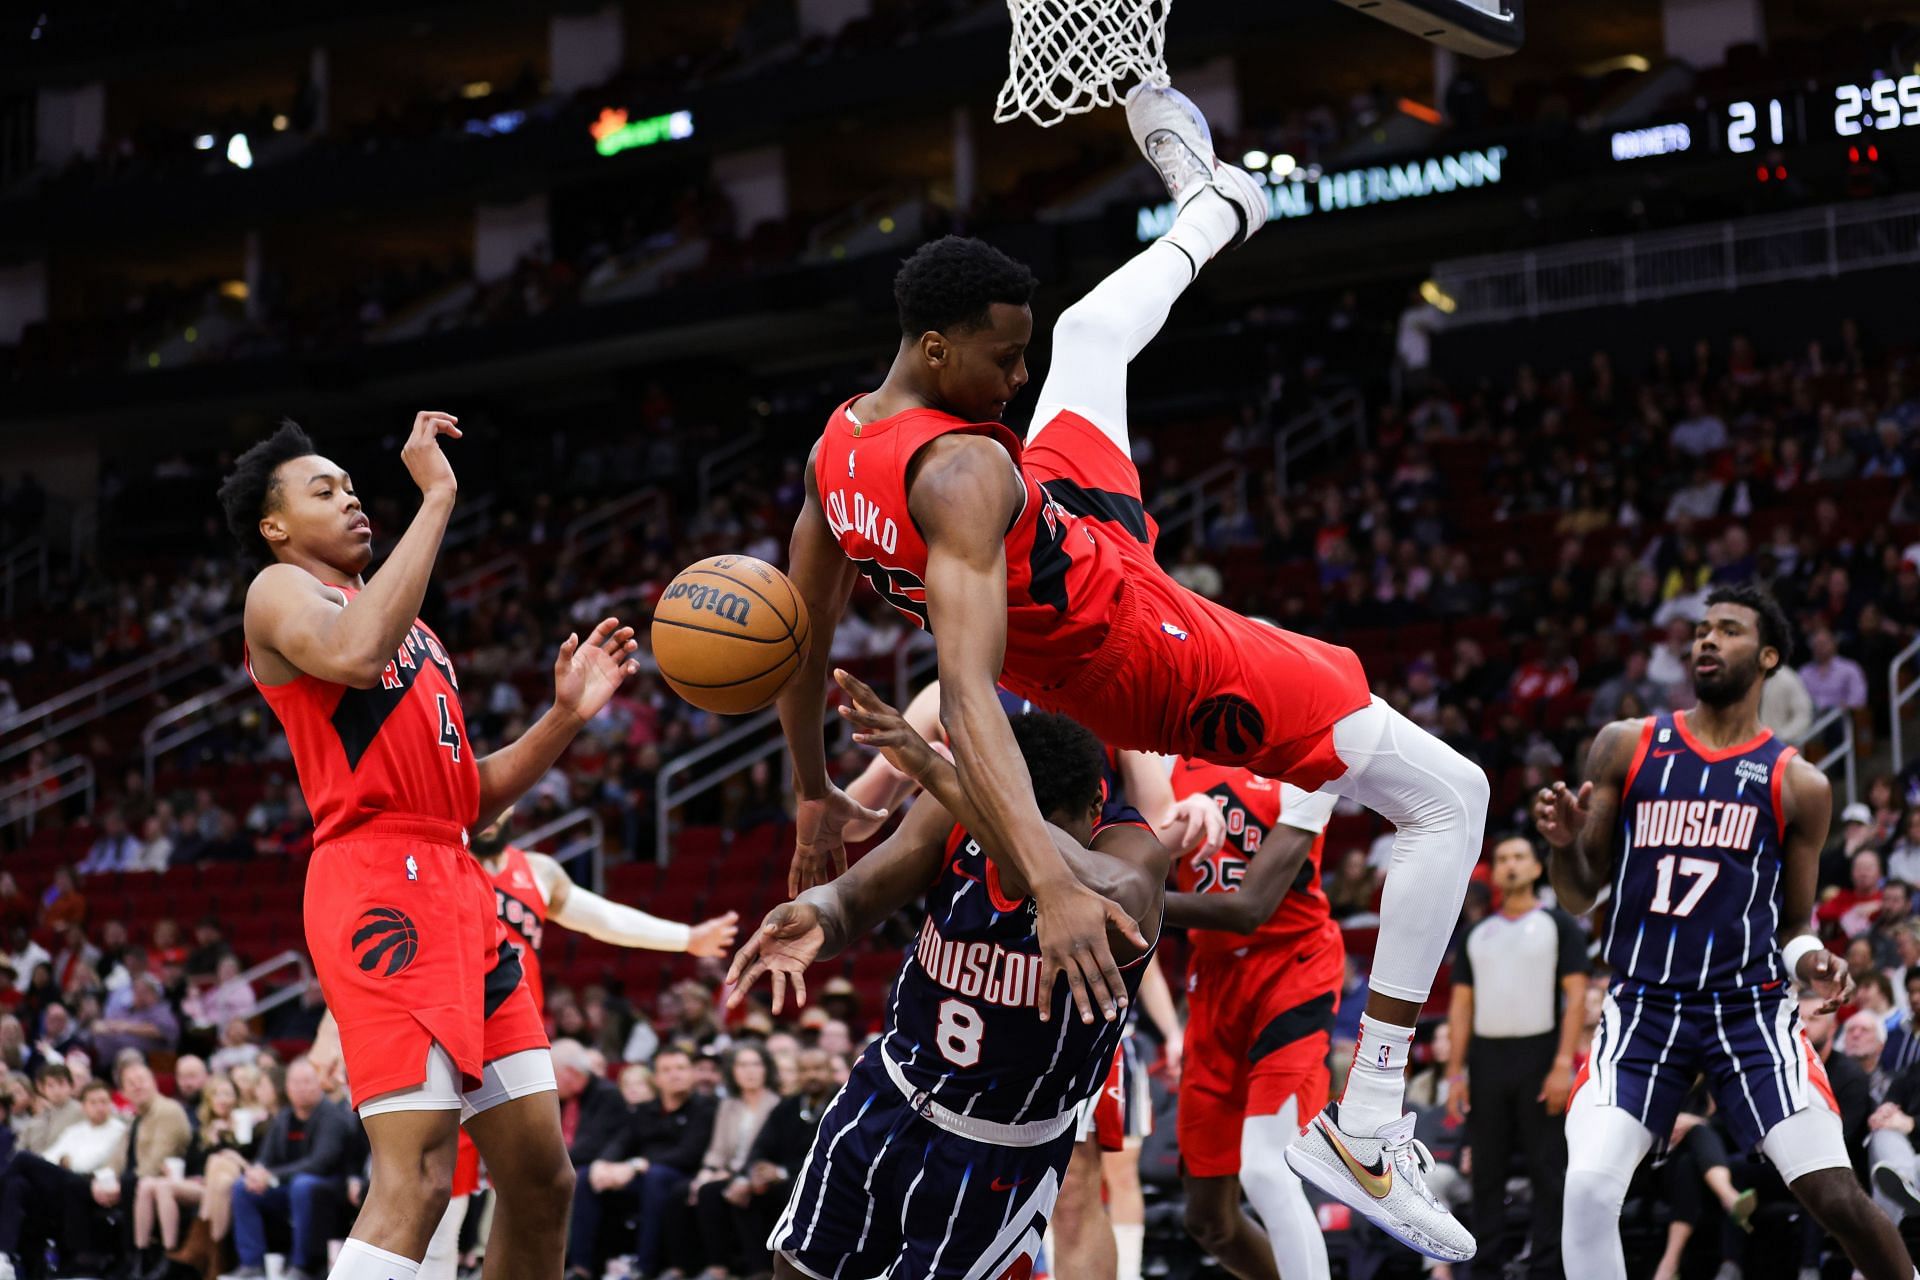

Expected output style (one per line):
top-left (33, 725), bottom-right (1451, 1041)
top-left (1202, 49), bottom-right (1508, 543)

top-left (535, 852), bottom-right (738, 956)
top-left (841, 681), bottom-right (947, 840)
top-left (1534, 719), bottom-right (1639, 916)
top-left (726, 793), bottom-right (953, 1011)
top-left (777, 442), bottom-right (883, 891)
top-left (1117, 751), bottom-right (1224, 857)
top-left (474, 619), bottom-right (639, 831)
top-left (1164, 822), bottom-right (1317, 934)
top-left (245, 412), bottom-right (461, 689)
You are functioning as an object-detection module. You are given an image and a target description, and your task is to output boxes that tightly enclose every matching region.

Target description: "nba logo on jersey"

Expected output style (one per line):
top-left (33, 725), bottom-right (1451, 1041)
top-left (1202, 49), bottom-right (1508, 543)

top-left (405, 855), bottom-right (418, 882)
top-left (1161, 622), bottom-right (1189, 640)
top-left (848, 450), bottom-right (856, 478)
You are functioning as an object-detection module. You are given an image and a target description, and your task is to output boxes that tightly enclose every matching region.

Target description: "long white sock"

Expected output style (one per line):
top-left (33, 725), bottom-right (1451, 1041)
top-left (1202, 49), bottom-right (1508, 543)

top-left (1113, 1222), bottom-right (1144, 1280)
top-left (1159, 188), bottom-right (1240, 272)
top-left (1242, 1107), bottom-right (1331, 1280)
top-left (330, 1239), bottom-right (422, 1279)
top-left (1340, 1014), bottom-right (1414, 1134)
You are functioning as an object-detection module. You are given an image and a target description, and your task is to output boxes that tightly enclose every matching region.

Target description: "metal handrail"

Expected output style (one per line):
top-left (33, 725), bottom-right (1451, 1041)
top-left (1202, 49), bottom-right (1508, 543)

top-left (0, 754), bottom-right (94, 837)
top-left (698, 427), bottom-right (765, 507)
top-left (515, 807), bottom-right (606, 896)
top-left (1275, 390), bottom-right (1367, 494)
top-left (0, 615), bottom-right (242, 764)
top-left (1152, 458), bottom-right (1246, 552)
top-left (0, 538), bottom-right (47, 618)
top-left (1891, 634), bottom-right (1920, 772)
top-left (659, 734), bottom-right (793, 866)
top-left (562, 490), bottom-right (666, 560)
top-left (442, 494), bottom-right (497, 553)
top-left (142, 670), bottom-right (252, 785)
top-left (185, 949), bottom-right (313, 1029)
top-left (1805, 705), bottom-right (1859, 809)
top-left (444, 551), bottom-right (530, 604)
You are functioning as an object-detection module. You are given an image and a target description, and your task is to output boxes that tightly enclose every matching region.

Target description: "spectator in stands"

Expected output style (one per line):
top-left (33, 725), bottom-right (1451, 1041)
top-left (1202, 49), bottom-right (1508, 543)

top-left (1889, 974), bottom-right (1920, 1077)
top-left (1860, 972), bottom-right (1902, 1037)
top-left (1671, 391), bottom-right (1730, 457)
top-left (554, 1038), bottom-right (626, 1168)
top-left (0, 878), bottom-right (30, 940)
top-left (1877, 882), bottom-right (1917, 956)
top-left (728, 1046), bottom-right (836, 1278)
top-left (17, 1061), bottom-right (79, 1155)
top-left (50, 922), bottom-right (98, 996)
top-left (208, 1017), bottom-right (259, 1076)
top-left (1325, 847), bottom-right (1381, 923)
top-left (1888, 810), bottom-right (1920, 888)
top-left (1588, 650), bottom-right (1665, 727)
top-left (92, 975), bottom-right (180, 1061)
top-left (1760, 656), bottom-right (1817, 745)
top-left (567, 1044), bottom-right (716, 1280)
top-left (78, 811), bottom-right (141, 875)
top-left (0, 1080), bottom-right (127, 1273)
top-left (172, 1053), bottom-right (208, 1115)
top-left (114, 1058), bottom-right (191, 1273)
top-left (1169, 541), bottom-right (1224, 600)
top-left (184, 917), bottom-right (228, 982)
top-left (183, 953), bottom-right (255, 1031)
top-left (1803, 625), bottom-right (1870, 740)
top-left (135, 1071), bottom-right (248, 1276)
top-left (227, 1058), bottom-right (354, 1280)
top-left (134, 811), bottom-right (175, 872)
top-left (684, 1043), bottom-right (780, 1278)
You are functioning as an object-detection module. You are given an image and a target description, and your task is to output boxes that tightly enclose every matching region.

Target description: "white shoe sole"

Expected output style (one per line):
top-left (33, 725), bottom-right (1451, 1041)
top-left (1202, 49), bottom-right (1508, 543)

top-left (1285, 1126), bottom-right (1476, 1262)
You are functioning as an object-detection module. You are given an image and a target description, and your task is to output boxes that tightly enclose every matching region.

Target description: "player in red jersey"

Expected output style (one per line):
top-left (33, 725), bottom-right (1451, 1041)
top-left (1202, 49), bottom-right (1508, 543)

top-left (1161, 757), bottom-right (1343, 1280)
top-left (776, 85), bottom-right (1486, 1260)
top-left (222, 414), bottom-right (640, 1280)
top-left (418, 814), bottom-right (741, 1279)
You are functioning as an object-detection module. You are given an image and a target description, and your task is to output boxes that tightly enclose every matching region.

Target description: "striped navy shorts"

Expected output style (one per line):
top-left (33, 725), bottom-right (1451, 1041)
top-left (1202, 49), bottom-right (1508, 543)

top-left (770, 1051), bottom-right (1078, 1280)
top-left (1576, 980), bottom-right (1837, 1153)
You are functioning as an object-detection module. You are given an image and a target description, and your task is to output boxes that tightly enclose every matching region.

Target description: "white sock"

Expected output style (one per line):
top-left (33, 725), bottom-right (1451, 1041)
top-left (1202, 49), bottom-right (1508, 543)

top-left (1242, 1107), bottom-right (1331, 1280)
top-left (1340, 1015), bottom-right (1414, 1133)
top-left (1159, 187), bottom-right (1239, 269)
top-left (330, 1239), bottom-right (422, 1279)
top-left (1113, 1222), bottom-right (1144, 1280)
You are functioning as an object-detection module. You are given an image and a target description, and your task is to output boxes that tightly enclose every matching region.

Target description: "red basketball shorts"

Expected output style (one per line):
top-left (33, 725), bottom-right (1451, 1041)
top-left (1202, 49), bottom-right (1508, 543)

top-left (1078, 1033), bottom-right (1153, 1152)
top-left (304, 816), bottom-right (547, 1107)
top-left (1178, 951), bottom-right (1339, 1179)
top-left (1020, 413), bottom-right (1371, 791)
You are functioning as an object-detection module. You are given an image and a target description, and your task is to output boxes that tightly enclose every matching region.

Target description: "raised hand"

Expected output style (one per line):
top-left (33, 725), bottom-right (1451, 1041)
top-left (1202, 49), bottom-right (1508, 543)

top-left (401, 411), bottom-right (461, 498)
top-left (554, 617), bottom-right (640, 725)
top-left (1035, 883), bottom-right (1147, 1025)
top-left (726, 902), bottom-right (827, 1013)
top-left (688, 911), bottom-right (740, 958)
top-left (834, 668), bottom-right (941, 781)
top-left (1164, 793), bottom-right (1226, 856)
top-left (791, 788), bottom-right (887, 895)
top-left (1532, 780), bottom-right (1591, 850)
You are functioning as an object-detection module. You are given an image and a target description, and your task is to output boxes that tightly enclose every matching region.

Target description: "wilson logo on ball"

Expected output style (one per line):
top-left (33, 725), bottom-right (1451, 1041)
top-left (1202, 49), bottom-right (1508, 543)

top-left (659, 582), bottom-right (752, 626)
top-left (1188, 695), bottom-right (1265, 756)
top-left (352, 907), bottom-right (420, 976)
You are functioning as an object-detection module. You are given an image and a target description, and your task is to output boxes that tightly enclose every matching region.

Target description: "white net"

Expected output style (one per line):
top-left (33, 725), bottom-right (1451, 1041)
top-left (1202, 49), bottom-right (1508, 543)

top-left (994, 0), bottom-right (1172, 129)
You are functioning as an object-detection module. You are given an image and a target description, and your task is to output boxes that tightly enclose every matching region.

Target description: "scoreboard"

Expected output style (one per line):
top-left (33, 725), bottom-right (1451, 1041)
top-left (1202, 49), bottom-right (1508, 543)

top-left (1611, 66), bottom-right (1920, 164)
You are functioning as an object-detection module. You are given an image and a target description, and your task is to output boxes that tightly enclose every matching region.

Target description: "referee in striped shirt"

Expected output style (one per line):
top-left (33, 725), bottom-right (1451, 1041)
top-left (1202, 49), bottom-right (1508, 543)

top-left (1445, 834), bottom-right (1591, 1278)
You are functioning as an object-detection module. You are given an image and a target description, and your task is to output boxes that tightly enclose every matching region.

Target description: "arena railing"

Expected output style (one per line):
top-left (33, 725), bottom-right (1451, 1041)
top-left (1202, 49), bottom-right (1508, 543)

top-left (0, 538), bottom-right (48, 618)
top-left (516, 806), bottom-right (606, 897)
top-left (0, 754), bottom-right (94, 838)
top-left (1152, 459), bottom-right (1247, 551)
top-left (1805, 704), bottom-right (1859, 809)
top-left (443, 551), bottom-right (530, 606)
top-left (1431, 193), bottom-right (1920, 326)
top-left (1891, 634), bottom-right (1920, 773)
top-left (141, 670), bottom-right (253, 787)
top-left (654, 644), bottom-right (927, 864)
top-left (562, 490), bottom-right (667, 562)
top-left (189, 950), bottom-right (315, 1030)
top-left (1274, 390), bottom-right (1367, 494)
top-left (0, 615), bottom-right (242, 769)
top-left (698, 427), bottom-right (765, 508)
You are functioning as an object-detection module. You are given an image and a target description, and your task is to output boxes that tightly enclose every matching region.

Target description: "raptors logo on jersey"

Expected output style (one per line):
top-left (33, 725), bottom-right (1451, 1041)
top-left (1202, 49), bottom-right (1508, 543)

top-left (1611, 711), bottom-right (1796, 991)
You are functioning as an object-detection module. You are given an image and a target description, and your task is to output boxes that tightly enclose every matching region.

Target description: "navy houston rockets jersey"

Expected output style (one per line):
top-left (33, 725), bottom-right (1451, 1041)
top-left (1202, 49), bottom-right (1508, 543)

top-left (1609, 712), bottom-right (1798, 992)
top-left (880, 815), bottom-right (1158, 1127)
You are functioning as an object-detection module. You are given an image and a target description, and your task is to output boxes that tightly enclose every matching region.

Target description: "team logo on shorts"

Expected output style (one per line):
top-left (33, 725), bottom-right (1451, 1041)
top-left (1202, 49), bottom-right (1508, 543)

top-left (1188, 695), bottom-right (1265, 756)
top-left (352, 907), bottom-right (420, 977)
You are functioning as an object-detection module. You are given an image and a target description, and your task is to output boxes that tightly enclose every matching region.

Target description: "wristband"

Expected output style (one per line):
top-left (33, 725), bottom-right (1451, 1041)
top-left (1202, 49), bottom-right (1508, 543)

top-left (1782, 934), bottom-right (1823, 981)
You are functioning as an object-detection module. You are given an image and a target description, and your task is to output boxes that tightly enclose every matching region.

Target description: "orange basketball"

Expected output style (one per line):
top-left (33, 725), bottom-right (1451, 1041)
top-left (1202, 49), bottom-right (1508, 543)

top-left (651, 555), bottom-right (811, 714)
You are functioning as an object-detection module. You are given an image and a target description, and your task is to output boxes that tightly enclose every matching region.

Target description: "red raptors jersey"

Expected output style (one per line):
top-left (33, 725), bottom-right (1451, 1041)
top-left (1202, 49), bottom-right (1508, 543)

top-left (815, 400), bottom-right (1131, 686)
top-left (247, 581), bottom-right (478, 845)
top-left (1169, 759), bottom-right (1340, 972)
top-left (489, 845), bottom-right (548, 1017)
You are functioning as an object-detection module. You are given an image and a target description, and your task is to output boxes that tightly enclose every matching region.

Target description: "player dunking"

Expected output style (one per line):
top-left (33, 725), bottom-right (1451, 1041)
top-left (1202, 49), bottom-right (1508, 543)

top-left (1163, 757), bottom-right (1342, 1280)
top-left (776, 85), bottom-right (1486, 1257)
top-left (416, 812), bottom-right (742, 1280)
top-left (1535, 585), bottom-right (1917, 1280)
top-left (221, 415), bottom-right (640, 1280)
top-left (731, 672), bottom-right (1166, 1280)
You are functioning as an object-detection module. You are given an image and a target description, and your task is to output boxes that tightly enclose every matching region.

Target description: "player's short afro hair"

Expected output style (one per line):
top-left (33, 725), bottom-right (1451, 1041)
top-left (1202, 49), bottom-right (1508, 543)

top-left (1704, 583), bottom-right (1793, 676)
top-left (216, 419), bottom-right (316, 561)
top-left (893, 236), bottom-right (1038, 339)
top-left (1009, 712), bottom-right (1107, 825)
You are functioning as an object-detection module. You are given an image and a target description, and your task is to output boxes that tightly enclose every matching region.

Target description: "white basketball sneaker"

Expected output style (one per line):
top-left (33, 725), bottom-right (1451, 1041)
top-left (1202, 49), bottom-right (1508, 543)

top-left (1286, 1105), bottom-right (1476, 1262)
top-left (1123, 83), bottom-right (1269, 248)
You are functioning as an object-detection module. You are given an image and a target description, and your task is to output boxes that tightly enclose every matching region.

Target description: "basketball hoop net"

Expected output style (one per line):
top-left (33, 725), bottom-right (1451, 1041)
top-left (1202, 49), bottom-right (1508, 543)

top-left (994, 0), bottom-right (1172, 129)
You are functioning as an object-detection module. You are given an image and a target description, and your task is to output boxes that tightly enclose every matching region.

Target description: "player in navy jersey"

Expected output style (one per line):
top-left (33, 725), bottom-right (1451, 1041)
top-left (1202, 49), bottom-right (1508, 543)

top-left (727, 672), bottom-right (1165, 1280)
top-left (1535, 585), bottom-right (1915, 1280)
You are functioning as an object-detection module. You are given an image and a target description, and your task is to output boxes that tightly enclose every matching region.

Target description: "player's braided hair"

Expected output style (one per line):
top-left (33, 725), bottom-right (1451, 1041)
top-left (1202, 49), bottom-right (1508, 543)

top-left (216, 419), bottom-right (317, 561)
top-left (1009, 712), bottom-right (1106, 825)
top-left (893, 236), bottom-right (1038, 338)
top-left (1703, 583), bottom-right (1793, 676)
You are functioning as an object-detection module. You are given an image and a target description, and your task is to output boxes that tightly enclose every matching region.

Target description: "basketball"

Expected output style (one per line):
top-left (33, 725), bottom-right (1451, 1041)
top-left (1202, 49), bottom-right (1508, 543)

top-left (652, 555), bottom-right (811, 714)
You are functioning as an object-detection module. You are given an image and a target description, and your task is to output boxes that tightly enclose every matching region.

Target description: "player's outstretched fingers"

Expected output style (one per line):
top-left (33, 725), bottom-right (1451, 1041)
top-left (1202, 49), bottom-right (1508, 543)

top-left (1102, 896), bottom-right (1147, 951)
top-left (1057, 957), bottom-right (1096, 1025)
top-left (1077, 944), bottom-right (1122, 1023)
top-left (583, 617), bottom-right (620, 651)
